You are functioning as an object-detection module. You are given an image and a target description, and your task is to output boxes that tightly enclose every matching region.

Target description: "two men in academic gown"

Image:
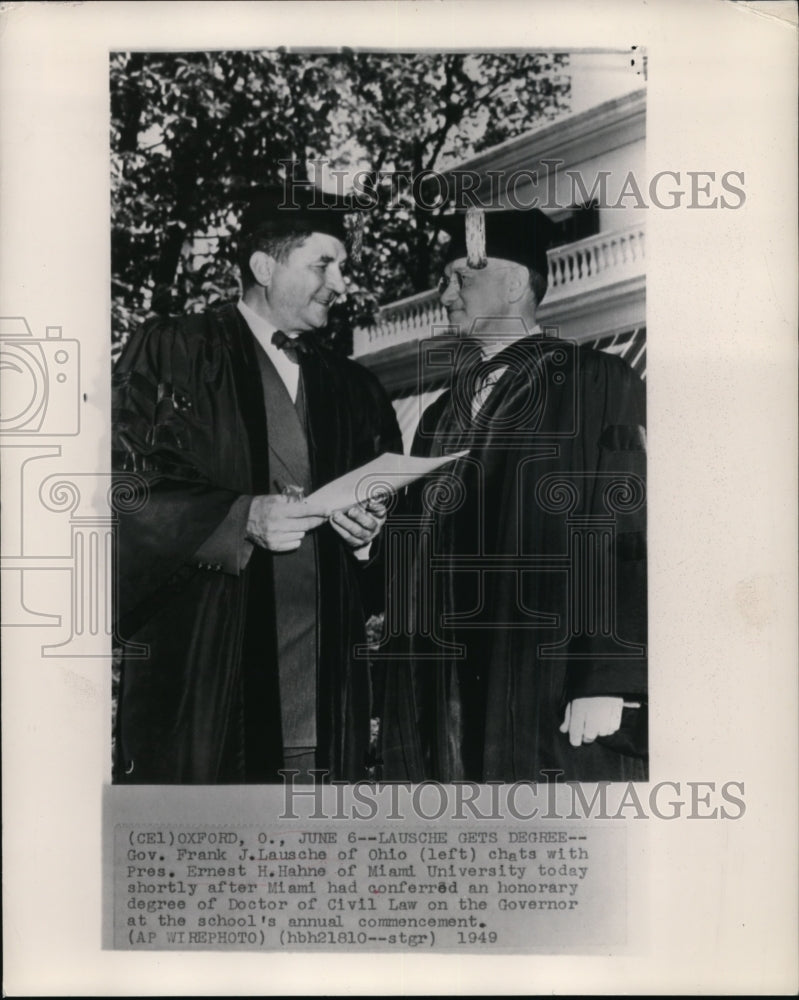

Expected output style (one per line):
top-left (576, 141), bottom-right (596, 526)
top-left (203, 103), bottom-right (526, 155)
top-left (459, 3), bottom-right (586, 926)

top-left (113, 186), bottom-right (401, 784)
top-left (380, 207), bottom-right (648, 783)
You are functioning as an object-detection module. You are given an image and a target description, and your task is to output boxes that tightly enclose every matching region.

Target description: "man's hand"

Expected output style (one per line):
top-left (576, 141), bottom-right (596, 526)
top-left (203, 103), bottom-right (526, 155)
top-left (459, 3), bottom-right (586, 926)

top-left (328, 501), bottom-right (387, 551)
top-left (560, 696), bottom-right (624, 747)
top-left (246, 495), bottom-right (327, 553)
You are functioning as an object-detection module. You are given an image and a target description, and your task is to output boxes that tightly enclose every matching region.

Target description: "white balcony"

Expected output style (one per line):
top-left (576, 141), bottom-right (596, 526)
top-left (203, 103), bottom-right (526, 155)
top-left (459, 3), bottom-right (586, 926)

top-left (544, 223), bottom-right (645, 303)
top-left (352, 223), bottom-right (646, 358)
top-left (352, 289), bottom-right (449, 358)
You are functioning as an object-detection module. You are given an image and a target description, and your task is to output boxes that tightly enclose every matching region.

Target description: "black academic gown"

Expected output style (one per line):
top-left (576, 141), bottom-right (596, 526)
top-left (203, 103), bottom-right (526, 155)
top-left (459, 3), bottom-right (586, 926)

top-left (380, 336), bottom-right (647, 783)
top-left (112, 303), bottom-right (401, 784)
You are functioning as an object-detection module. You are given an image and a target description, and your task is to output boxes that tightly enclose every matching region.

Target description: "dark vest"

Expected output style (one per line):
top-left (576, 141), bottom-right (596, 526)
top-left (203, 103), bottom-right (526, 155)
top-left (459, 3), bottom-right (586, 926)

top-left (254, 344), bottom-right (318, 749)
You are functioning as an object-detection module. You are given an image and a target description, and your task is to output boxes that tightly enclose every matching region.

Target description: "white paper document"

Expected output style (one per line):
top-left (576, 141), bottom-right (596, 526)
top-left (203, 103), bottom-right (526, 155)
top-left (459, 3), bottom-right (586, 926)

top-left (307, 450), bottom-right (469, 512)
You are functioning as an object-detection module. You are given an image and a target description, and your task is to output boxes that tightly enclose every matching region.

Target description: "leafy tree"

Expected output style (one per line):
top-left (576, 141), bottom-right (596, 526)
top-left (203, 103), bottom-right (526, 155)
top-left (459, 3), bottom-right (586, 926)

top-left (111, 50), bottom-right (569, 356)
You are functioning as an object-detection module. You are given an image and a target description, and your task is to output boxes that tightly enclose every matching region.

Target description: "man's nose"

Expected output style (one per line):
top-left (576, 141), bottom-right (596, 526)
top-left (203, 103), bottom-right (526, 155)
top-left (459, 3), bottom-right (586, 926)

top-left (439, 276), bottom-right (460, 306)
top-left (326, 265), bottom-right (346, 296)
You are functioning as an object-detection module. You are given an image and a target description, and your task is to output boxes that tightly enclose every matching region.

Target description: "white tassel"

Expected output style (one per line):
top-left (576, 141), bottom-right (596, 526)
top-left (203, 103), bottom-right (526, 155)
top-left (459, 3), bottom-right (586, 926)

top-left (465, 206), bottom-right (487, 269)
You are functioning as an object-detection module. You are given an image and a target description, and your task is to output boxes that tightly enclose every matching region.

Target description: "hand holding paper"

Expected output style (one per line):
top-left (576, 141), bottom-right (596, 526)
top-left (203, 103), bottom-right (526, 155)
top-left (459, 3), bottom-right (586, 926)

top-left (329, 501), bottom-right (387, 551)
top-left (307, 450), bottom-right (469, 515)
top-left (247, 452), bottom-right (467, 553)
top-left (246, 494), bottom-right (328, 553)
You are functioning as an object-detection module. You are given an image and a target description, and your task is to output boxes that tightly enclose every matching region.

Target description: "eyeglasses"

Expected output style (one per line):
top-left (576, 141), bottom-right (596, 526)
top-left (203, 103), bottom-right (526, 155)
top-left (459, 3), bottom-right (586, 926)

top-left (437, 271), bottom-right (465, 296)
top-left (437, 263), bottom-right (525, 297)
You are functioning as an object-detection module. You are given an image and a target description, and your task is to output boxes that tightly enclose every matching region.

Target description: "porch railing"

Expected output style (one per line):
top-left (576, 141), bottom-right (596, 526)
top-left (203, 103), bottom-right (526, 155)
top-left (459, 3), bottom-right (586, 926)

top-left (352, 223), bottom-right (645, 358)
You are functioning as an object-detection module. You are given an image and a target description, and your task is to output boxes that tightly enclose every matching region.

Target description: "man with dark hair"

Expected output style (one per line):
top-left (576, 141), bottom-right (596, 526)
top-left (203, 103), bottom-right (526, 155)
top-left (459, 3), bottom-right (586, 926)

top-left (380, 207), bottom-right (647, 783)
top-left (113, 185), bottom-right (402, 784)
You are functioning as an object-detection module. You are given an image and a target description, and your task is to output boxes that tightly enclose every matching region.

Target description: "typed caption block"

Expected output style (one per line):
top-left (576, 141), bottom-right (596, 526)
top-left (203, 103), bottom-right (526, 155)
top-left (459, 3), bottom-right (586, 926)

top-left (112, 820), bottom-right (625, 952)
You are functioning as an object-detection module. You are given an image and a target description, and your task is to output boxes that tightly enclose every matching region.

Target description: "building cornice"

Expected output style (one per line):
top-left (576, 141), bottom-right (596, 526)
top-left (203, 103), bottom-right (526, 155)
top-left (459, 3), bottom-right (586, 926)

top-left (439, 88), bottom-right (646, 195)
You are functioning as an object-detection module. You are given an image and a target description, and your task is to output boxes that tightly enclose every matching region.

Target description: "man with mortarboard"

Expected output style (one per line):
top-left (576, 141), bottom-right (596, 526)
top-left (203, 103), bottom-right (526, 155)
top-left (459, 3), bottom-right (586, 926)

top-left (113, 184), bottom-right (401, 784)
top-left (380, 206), bottom-right (648, 783)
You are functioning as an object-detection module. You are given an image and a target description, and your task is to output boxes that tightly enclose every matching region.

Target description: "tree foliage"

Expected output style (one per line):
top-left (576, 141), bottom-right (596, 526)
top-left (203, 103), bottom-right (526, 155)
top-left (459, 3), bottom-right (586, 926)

top-left (111, 49), bottom-right (569, 355)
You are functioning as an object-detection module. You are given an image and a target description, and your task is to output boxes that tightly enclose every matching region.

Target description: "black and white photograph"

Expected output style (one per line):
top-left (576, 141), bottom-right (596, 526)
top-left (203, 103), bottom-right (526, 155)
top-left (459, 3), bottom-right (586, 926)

top-left (1, 0), bottom-right (797, 994)
top-left (110, 47), bottom-right (648, 787)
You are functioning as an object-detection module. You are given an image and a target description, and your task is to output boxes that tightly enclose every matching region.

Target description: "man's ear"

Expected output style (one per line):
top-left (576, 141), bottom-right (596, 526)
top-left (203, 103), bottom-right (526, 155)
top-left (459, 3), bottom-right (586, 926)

top-left (504, 265), bottom-right (529, 305)
top-left (249, 250), bottom-right (275, 288)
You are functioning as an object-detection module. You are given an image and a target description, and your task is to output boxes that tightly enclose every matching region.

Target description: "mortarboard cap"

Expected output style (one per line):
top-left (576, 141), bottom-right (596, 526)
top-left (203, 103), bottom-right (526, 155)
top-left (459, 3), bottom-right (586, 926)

top-left (439, 206), bottom-right (554, 279)
top-left (239, 182), bottom-right (360, 245)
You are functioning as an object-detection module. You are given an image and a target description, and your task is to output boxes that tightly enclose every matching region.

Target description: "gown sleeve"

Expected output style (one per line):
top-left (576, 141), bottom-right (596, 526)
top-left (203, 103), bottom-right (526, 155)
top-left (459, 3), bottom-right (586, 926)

top-left (563, 352), bottom-right (648, 702)
top-left (112, 315), bottom-right (247, 626)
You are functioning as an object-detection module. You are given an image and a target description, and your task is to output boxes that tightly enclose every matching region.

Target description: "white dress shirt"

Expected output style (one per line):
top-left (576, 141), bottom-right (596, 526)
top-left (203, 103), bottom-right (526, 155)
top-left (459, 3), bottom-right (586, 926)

top-left (237, 299), bottom-right (301, 403)
top-left (472, 323), bottom-right (543, 418)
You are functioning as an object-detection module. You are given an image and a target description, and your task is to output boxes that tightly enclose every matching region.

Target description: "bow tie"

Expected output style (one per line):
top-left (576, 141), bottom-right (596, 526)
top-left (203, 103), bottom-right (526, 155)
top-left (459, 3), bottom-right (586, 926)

top-left (271, 329), bottom-right (308, 363)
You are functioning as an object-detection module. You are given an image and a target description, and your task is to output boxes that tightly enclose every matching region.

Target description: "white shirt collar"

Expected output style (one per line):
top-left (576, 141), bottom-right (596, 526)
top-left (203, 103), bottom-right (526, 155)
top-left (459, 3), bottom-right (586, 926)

top-left (237, 299), bottom-right (301, 403)
top-left (479, 322), bottom-right (543, 360)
